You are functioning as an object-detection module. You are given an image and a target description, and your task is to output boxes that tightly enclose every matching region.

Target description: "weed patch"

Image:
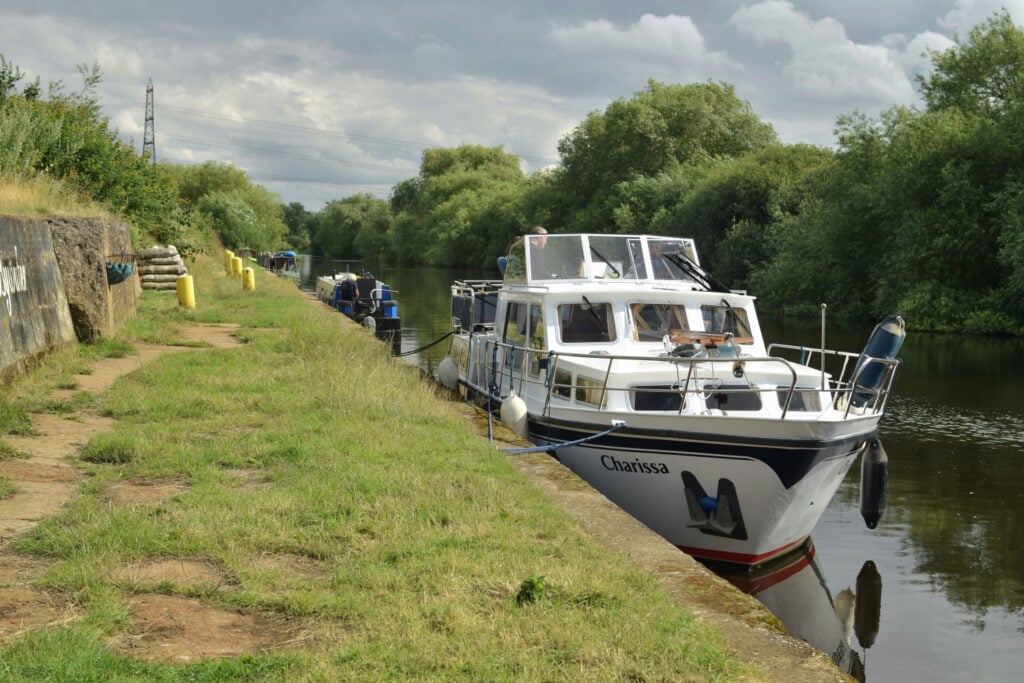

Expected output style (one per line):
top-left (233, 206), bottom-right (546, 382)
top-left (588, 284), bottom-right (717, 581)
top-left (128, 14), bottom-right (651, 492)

top-left (79, 434), bottom-right (138, 464)
top-left (0, 399), bottom-right (33, 435)
top-left (514, 573), bottom-right (546, 605)
top-left (0, 441), bottom-right (29, 460)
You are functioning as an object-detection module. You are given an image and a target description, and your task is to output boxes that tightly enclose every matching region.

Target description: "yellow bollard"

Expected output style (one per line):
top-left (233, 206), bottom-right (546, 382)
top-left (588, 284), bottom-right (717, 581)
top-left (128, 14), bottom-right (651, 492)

top-left (231, 256), bottom-right (243, 278)
top-left (224, 249), bottom-right (234, 273)
top-left (242, 267), bottom-right (256, 290)
top-left (176, 274), bottom-right (196, 309)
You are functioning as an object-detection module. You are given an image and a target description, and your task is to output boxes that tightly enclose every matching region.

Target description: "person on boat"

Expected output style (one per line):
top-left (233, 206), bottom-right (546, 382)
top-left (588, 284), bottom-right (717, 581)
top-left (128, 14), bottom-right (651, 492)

top-left (497, 235), bottom-right (523, 276)
top-left (528, 226), bottom-right (549, 278)
top-left (649, 241), bottom-right (674, 279)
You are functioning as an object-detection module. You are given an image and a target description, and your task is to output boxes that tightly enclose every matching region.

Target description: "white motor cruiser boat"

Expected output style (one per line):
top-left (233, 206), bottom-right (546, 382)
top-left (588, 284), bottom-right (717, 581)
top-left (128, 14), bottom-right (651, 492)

top-left (438, 233), bottom-right (904, 565)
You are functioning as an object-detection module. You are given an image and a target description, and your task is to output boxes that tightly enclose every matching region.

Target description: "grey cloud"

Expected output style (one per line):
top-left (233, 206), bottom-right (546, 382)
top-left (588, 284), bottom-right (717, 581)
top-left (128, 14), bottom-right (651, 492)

top-left (0, 1), bottom-right (1009, 209)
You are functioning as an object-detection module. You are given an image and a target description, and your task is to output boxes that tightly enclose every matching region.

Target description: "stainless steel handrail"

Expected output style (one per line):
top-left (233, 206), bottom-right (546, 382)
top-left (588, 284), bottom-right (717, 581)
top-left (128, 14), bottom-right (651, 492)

top-left (471, 342), bottom-right (888, 421)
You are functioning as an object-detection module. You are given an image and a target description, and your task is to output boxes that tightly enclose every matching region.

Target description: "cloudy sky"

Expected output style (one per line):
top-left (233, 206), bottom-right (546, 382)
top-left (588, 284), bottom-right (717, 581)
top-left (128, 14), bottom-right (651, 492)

top-left (1, 1), bottom-right (1020, 211)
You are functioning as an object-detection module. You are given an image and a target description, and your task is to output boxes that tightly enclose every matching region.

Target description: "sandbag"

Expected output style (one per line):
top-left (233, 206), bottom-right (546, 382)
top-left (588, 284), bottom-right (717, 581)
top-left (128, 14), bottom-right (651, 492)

top-left (140, 273), bottom-right (182, 283)
top-left (138, 245), bottom-right (179, 258)
top-left (139, 264), bottom-right (187, 275)
top-left (141, 281), bottom-right (179, 291)
top-left (142, 256), bottom-right (185, 267)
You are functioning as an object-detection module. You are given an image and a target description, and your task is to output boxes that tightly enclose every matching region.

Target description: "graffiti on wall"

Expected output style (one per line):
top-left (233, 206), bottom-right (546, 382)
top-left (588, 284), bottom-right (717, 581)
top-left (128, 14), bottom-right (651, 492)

top-left (1, 246), bottom-right (29, 316)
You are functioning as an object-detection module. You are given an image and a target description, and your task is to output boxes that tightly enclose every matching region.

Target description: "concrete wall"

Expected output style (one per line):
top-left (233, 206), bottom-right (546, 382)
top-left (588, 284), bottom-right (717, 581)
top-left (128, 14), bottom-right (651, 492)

top-left (1, 216), bottom-right (77, 382)
top-left (1, 215), bottom-right (139, 383)
top-left (47, 216), bottom-right (140, 342)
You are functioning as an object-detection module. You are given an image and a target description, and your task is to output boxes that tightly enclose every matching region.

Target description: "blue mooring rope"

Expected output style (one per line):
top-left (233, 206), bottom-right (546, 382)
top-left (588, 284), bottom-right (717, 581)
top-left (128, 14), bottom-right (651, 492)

top-left (495, 419), bottom-right (627, 455)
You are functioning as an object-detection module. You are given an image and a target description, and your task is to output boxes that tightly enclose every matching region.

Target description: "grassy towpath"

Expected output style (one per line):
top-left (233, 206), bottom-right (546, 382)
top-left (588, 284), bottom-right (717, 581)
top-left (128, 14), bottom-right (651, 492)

top-left (0, 254), bottom-right (837, 681)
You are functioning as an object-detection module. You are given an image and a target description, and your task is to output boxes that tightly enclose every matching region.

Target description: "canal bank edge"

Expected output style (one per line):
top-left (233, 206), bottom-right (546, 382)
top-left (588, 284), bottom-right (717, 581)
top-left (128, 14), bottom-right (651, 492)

top-left (449, 401), bottom-right (851, 683)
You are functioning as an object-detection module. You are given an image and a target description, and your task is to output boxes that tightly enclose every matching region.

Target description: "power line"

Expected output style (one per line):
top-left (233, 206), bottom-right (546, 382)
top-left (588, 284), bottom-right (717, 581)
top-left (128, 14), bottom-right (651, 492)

top-left (247, 170), bottom-right (387, 196)
top-left (151, 102), bottom-right (561, 165)
top-left (159, 131), bottom-right (412, 173)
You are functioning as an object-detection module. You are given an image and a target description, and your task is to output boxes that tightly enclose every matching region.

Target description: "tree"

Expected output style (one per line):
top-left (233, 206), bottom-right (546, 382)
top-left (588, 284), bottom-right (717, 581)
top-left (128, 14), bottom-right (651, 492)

top-left (0, 54), bottom-right (25, 103)
top-left (311, 194), bottom-right (392, 260)
top-left (0, 55), bottom-right (182, 238)
top-left (170, 161), bottom-right (251, 206)
top-left (663, 144), bottom-right (833, 289)
top-left (555, 80), bottom-right (777, 231)
top-left (920, 9), bottom-right (1024, 116)
top-left (195, 191), bottom-right (262, 251)
top-left (282, 202), bottom-right (312, 252)
top-left (389, 145), bottom-right (528, 266)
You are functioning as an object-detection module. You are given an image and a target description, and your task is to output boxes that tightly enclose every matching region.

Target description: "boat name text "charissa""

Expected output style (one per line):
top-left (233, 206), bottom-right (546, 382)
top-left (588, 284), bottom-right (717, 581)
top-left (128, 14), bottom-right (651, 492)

top-left (601, 454), bottom-right (670, 475)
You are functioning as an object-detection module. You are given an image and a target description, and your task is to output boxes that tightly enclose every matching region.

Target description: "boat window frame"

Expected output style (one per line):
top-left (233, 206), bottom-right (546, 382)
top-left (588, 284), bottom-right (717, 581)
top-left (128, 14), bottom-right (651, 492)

top-left (704, 383), bottom-right (763, 411)
top-left (527, 234), bottom-right (585, 281)
top-left (630, 302), bottom-right (691, 342)
top-left (700, 304), bottom-right (754, 343)
top-left (502, 300), bottom-right (546, 377)
top-left (575, 375), bottom-right (606, 407)
top-left (631, 384), bottom-right (684, 412)
top-left (558, 301), bottom-right (617, 344)
top-left (551, 368), bottom-right (573, 400)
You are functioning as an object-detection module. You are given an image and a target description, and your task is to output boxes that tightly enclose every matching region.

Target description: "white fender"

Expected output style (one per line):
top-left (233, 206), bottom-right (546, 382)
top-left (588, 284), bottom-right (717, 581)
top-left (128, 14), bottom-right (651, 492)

top-left (437, 356), bottom-right (459, 390)
top-left (500, 390), bottom-right (528, 438)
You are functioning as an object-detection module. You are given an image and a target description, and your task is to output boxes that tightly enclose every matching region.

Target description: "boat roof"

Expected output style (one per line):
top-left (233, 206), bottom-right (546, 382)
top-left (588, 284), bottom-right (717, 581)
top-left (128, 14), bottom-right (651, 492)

top-left (504, 233), bottom-right (731, 292)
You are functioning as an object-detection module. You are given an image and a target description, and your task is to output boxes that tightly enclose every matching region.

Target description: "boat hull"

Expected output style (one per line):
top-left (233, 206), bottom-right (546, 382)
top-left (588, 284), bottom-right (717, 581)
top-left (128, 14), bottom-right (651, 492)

top-left (525, 414), bottom-right (868, 565)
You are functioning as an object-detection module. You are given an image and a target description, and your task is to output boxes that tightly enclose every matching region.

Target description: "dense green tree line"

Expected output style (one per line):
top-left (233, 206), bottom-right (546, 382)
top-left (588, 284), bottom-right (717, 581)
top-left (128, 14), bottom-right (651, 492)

top-left (751, 10), bottom-right (1024, 332)
top-left (300, 10), bottom-right (1024, 335)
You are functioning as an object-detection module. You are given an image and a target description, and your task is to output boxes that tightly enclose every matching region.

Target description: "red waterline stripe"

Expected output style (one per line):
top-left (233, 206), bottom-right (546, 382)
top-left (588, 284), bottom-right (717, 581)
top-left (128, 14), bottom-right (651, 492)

top-left (678, 536), bottom-right (808, 565)
top-left (724, 545), bottom-right (816, 594)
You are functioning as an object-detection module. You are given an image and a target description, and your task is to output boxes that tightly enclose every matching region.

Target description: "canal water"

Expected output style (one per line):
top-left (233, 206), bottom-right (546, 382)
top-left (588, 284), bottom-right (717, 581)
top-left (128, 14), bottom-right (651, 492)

top-left (298, 257), bottom-right (1024, 682)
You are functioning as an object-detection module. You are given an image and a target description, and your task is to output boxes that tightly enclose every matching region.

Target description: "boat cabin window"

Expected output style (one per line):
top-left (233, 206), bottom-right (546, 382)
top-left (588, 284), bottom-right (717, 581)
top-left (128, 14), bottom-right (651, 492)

top-left (630, 303), bottom-right (689, 342)
top-left (558, 302), bottom-right (616, 343)
top-left (584, 235), bottom-right (637, 279)
top-left (503, 301), bottom-right (545, 375)
top-left (575, 376), bottom-right (606, 407)
top-left (701, 304), bottom-right (753, 343)
top-left (527, 234), bottom-right (586, 280)
top-left (777, 388), bottom-right (822, 412)
top-left (631, 385), bottom-right (683, 411)
top-left (552, 368), bottom-right (573, 399)
top-left (506, 233), bottom-right (702, 283)
top-left (704, 384), bottom-right (762, 411)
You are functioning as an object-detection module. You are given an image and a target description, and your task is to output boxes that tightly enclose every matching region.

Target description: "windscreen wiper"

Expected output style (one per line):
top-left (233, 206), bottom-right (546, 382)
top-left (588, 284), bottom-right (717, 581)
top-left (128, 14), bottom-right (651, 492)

top-left (664, 253), bottom-right (730, 293)
top-left (589, 245), bottom-right (621, 277)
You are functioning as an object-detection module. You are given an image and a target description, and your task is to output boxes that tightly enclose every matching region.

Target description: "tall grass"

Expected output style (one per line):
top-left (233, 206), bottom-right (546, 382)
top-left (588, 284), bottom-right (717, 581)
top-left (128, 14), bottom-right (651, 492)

top-left (0, 97), bottom-right (66, 177)
top-left (0, 175), bottom-right (109, 218)
top-left (1, 256), bottom-right (758, 681)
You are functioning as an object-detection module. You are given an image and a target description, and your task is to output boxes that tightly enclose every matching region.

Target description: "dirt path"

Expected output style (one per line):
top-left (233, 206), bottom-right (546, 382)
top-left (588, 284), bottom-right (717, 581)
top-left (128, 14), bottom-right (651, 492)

top-left (0, 324), bottom-right (302, 661)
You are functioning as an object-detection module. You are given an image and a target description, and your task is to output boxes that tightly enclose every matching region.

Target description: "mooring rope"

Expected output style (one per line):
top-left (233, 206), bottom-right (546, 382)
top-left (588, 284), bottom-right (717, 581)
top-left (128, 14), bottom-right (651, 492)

top-left (493, 417), bottom-right (627, 455)
top-left (393, 331), bottom-right (454, 357)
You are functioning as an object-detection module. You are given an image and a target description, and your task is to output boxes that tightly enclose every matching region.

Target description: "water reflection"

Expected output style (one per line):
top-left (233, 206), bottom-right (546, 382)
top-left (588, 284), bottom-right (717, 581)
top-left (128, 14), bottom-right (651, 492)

top-left (704, 542), bottom-right (879, 681)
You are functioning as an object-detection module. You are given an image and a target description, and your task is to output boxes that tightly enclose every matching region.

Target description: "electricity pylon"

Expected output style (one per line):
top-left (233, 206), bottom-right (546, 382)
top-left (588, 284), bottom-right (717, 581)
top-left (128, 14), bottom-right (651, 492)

top-left (142, 77), bottom-right (155, 163)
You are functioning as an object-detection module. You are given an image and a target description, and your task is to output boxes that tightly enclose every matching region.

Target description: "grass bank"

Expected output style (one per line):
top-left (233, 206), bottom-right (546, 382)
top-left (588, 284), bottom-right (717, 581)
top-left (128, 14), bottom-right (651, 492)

top-left (0, 255), bottom-right (759, 681)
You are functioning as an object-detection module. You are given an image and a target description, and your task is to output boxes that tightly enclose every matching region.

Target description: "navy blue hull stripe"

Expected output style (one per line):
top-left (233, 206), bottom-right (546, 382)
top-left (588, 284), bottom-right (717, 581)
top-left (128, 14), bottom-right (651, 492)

top-left (527, 418), bottom-right (868, 489)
